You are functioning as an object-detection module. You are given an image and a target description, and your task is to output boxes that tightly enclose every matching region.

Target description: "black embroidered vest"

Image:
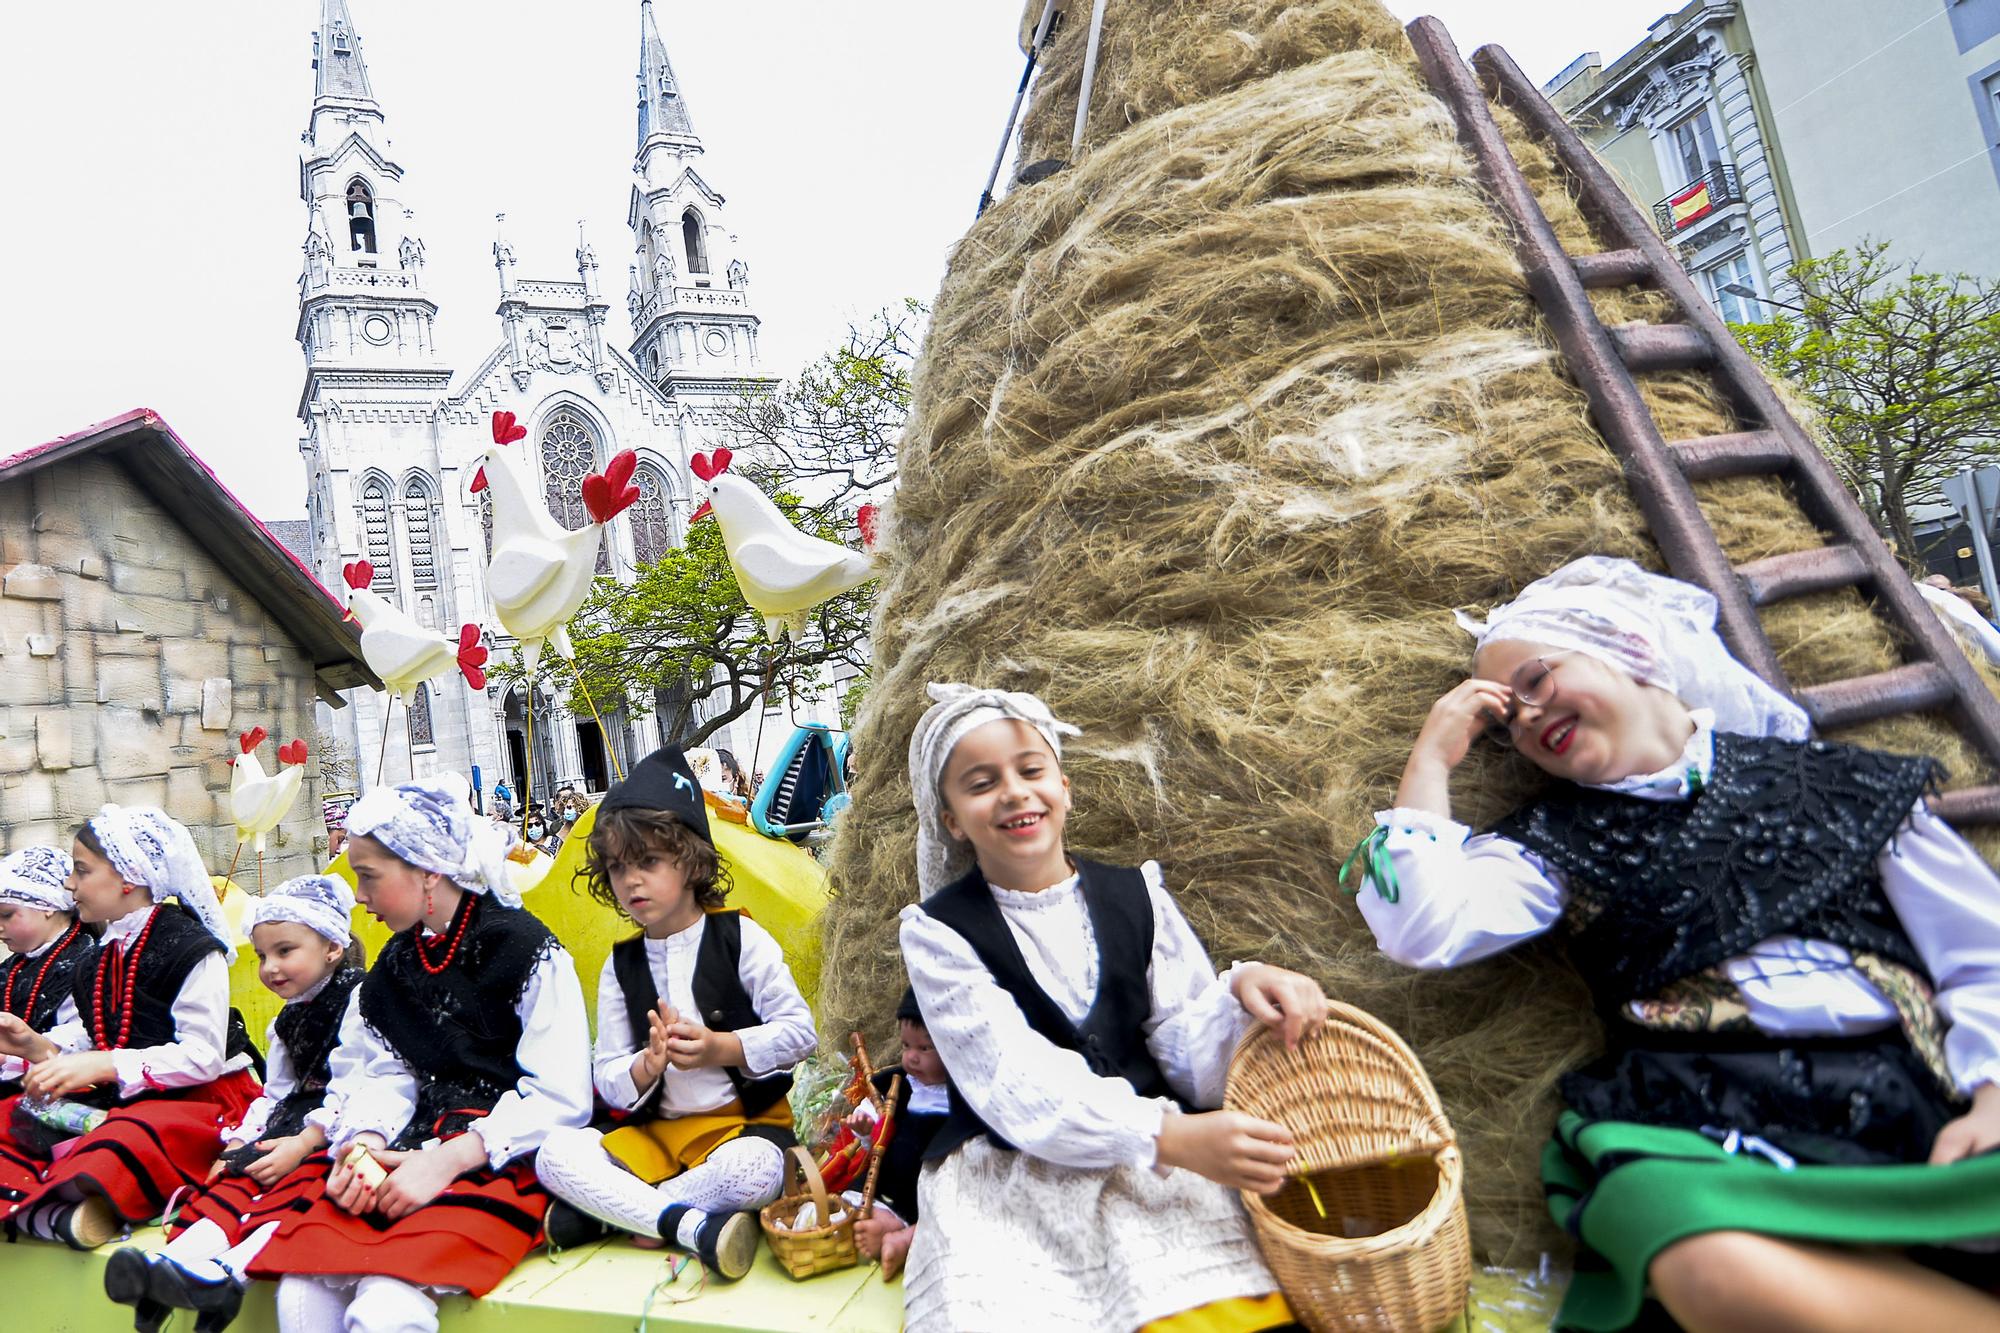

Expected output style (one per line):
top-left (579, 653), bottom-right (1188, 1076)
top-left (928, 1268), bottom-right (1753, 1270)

top-left (3, 924), bottom-right (95, 1033)
top-left (73, 905), bottom-right (224, 1051)
top-left (359, 894), bottom-right (557, 1149)
top-left (610, 910), bottom-right (794, 1119)
top-left (1493, 732), bottom-right (1933, 1007)
top-left (262, 966), bottom-right (364, 1141)
top-left (919, 858), bottom-right (1180, 1163)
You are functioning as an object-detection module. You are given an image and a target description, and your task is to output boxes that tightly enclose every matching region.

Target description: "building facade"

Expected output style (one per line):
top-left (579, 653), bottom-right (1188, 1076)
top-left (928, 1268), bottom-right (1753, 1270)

top-left (298, 0), bottom-right (795, 803)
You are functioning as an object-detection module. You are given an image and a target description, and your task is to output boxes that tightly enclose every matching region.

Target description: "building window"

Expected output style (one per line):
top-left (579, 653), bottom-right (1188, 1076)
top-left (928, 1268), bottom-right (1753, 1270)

top-left (630, 463), bottom-right (675, 565)
top-left (346, 179), bottom-right (377, 255)
top-left (360, 477), bottom-right (395, 592)
top-left (682, 209), bottom-right (709, 275)
top-left (539, 408), bottom-right (611, 573)
top-left (1669, 107), bottom-right (1722, 188)
top-left (408, 683), bottom-right (434, 750)
top-left (1702, 252), bottom-right (1759, 324)
top-left (404, 476), bottom-right (437, 590)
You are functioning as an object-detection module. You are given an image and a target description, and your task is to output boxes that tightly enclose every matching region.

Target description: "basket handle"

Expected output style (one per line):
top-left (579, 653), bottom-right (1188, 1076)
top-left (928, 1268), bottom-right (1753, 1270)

top-left (785, 1145), bottom-right (833, 1221)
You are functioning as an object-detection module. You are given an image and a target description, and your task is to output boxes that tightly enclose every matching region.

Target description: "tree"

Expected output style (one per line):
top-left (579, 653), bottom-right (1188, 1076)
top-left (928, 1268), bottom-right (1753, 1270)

top-left (1732, 243), bottom-right (2000, 563)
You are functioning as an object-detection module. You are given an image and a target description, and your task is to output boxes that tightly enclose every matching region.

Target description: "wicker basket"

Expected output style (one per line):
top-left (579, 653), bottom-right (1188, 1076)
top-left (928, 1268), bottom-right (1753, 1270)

top-left (1224, 1003), bottom-right (1472, 1333)
top-left (760, 1070), bottom-right (902, 1281)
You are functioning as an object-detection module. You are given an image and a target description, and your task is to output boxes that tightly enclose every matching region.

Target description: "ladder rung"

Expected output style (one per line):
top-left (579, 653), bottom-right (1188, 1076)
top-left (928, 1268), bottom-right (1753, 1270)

top-left (1669, 431), bottom-right (1793, 482)
top-left (1736, 545), bottom-right (1871, 607)
top-left (1610, 323), bottom-right (1715, 373)
top-left (1932, 785), bottom-right (2000, 826)
top-left (1572, 249), bottom-right (1653, 289)
top-left (1798, 663), bottom-right (1954, 731)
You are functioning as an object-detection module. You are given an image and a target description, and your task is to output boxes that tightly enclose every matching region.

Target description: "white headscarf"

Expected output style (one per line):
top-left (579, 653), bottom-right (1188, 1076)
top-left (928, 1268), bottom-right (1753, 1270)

top-left (1456, 555), bottom-right (1810, 741)
top-left (88, 805), bottom-right (236, 962)
top-left (907, 682), bottom-right (1081, 897)
top-left (0, 847), bottom-right (74, 914)
top-left (244, 873), bottom-right (356, 949)
top-left (346, 775), bottom-right (521, 907)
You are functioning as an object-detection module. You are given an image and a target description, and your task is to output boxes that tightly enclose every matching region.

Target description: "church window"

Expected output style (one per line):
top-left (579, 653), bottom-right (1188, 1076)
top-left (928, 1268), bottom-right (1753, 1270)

top-left (408, 683), bottom-right (434, 750)
top-left (360, 477), bottom-right (395, 592)
top-left (404, 476), bottom-right (437, 590)
top-left (682, 209), bottom-right (708, 275)
top-left (540, 408), bottom-right (612, 573)
top-left (346, 179), bottom-right (377, 255)
top-left (630, 463), bottom-right (675, 565)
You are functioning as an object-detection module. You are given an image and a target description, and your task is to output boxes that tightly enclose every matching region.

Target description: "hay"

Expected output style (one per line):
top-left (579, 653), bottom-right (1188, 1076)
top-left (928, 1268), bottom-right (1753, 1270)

top-left (826, 1), bottom-right (2000, 1265)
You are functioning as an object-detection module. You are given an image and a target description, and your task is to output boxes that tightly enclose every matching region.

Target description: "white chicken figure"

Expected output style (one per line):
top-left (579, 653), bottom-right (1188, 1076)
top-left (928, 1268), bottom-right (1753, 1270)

top-left (689, 448), bottom-right (879, 637)
top-left (228, 728), bottom-right (307, 856)
top-left (472, 409), bottom-right (641, 671)
top-left (341, 560), bottom-right (490, 700)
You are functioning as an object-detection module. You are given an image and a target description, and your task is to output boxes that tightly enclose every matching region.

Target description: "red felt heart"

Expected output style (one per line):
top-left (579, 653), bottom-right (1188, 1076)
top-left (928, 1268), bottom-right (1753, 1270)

top-left (857, 503), bottom-right (881, 550)
top-left (491, 410), bottom-right (526, 445)
top-left (278, 740), bottom-right (308, 766)
top-left (582, 473), bottom-right (642, 525)
top-left (690, 451), bottom-right (715, 482)
top-left (711, 447), bottom-right (733, 474)
top-left (458, 623), bottom-right (482, 651)
top-left (343, 560), bottom-right (373, 591)
top-left (457, 624), bottom-right (490, 690)
top-left (239, 726), bottom-right (268, 755)
top-left (603, 449), bottom-right (637, 492)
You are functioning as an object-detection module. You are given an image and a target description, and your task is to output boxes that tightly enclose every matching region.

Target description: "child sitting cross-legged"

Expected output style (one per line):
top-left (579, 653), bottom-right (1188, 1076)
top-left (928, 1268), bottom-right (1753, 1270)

top-left (535, 746), bottom-right (818, 1280)
top-left (0, 847), bottom-right (96, 1099)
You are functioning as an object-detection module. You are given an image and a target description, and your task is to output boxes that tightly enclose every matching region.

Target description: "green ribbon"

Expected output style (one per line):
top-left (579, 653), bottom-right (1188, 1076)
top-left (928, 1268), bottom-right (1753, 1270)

top-left (1339, 825), bottom-right (1398, 904)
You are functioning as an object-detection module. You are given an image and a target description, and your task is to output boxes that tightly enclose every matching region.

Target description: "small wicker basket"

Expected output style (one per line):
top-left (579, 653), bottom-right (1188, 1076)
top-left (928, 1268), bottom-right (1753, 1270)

top-left (1224, 1003), bottom-right (1472, 1333)
top-left (760, 1070), bottom-right (902, 1281)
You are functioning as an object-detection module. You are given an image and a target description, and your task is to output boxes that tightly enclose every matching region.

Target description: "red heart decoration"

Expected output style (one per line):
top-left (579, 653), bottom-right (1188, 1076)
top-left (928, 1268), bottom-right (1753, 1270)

top-left (690, 451), bottom-right (716, 482)
top-left (857, 503), bottom-right (881, 550)
top-left (278, 740), bottom-right (309, 766)
top-left (457, 624), bottom-right (490, 690)
top-left (491, 410), bottom-right (526, 445)
top-left (711, 447), bottom-right (733, 474)
top-left (458, 623), bottom-right (483, 652)
top-left (239, 726), bottom-right (268, 756)
top-left (582, 473), bottom-right (642, 525)
top-left (343, 560), bottom-right (374, 591)
top-left (603, 449), bottom-right (637, 492)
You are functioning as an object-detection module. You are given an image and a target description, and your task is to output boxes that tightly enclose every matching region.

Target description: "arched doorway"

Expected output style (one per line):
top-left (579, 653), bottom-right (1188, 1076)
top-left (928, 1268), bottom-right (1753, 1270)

top-left (501, 686), bottom-right (557, 804)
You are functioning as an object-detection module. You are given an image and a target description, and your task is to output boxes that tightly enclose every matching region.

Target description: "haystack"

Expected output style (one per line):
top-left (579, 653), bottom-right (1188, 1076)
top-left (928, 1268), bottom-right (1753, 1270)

top-left (824, 0), bottom-right (1999, 1264)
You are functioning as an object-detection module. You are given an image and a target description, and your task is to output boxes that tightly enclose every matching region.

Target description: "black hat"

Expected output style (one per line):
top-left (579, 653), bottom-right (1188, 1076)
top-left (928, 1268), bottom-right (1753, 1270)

top-left (599, 746), bottom-right (712, 842)
top-left (895, 986), bottom-right (924, 1026)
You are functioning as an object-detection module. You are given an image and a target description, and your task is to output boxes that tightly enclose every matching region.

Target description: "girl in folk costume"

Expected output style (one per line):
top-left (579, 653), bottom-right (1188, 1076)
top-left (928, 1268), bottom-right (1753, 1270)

top-left (248, 778), bottom-right (592, 1333)
top-left (103, 874), bottom-right (367, 1333)
top-left (0, 847), bottom-right (95, 1097)
top-left (0, 807), bottom-right (259, 1251)
top-left (1355, 556), bottom-right (2000, 1332)
top-left (900, 684), bottom-right (1330, 1333)
top-left (535, 747), bottom-right (817, 1279)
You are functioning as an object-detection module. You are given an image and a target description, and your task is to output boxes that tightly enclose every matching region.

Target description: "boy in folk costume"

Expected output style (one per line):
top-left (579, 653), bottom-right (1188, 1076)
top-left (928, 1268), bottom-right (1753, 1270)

top-left (244, 778), bottom-right (592, 1333)
top-left (535, 747), bottom-right (817, 1279)
top-left (0, 807), bottom-right (260, 1250)
top-left (0, 847), bottom-right (95, 1098)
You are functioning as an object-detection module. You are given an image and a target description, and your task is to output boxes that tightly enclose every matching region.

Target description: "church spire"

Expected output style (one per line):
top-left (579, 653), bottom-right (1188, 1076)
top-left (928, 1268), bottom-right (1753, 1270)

top-left (637, 0), bottom-right (697, 150)
top-left (313, 0), bottom-right (376, 109)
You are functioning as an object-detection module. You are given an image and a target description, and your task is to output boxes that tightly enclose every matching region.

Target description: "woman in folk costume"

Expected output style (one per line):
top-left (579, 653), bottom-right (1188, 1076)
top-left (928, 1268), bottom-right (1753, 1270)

top-left (1355, 556), bottom-right (2000, 1332)
top-left (246, 778), bottom-right (592, 1333)
top-left (105, 874), bottom-right (368, 1333)
top-left (0, 846), bottom-right (96, 1097)
top-left (0, 807), bottom-right (259, 1250)
top-left (535, 746), bottom-right (817, 1278)
top-left (899, 684), bottom-right (1330, 1333)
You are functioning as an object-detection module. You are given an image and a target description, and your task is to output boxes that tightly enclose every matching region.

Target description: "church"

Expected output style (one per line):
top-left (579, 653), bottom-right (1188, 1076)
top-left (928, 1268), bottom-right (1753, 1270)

top-left (294, 0), bottom-right (785, 802)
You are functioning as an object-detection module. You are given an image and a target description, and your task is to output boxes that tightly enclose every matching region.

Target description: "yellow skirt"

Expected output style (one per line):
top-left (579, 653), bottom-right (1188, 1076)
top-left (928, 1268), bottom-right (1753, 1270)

top-left (1142, 1292), bottom-right (1296, 1332)
top-left (602, 1098), bottom-right (794, 1185)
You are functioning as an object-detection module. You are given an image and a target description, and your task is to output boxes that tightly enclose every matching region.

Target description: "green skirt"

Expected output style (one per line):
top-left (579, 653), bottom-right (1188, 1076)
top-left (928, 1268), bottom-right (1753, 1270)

top-left (1543, 1112), bottom-right (2000, 1331)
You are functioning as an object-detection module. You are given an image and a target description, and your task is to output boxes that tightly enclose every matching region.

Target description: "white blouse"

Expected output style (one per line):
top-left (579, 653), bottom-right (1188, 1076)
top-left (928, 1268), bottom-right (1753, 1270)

top-left (226, 973), bottom-right (347, 1149)
top-left (899, 861), bottom-right (1257, 1173)
top-left (1358, 716), bottom-right (2000, 1095)
top-left (592, 913), bottom-right (818, 1116)
top-left (323, 944), bottom-right (593, 1170)
top-left (0, 931), bottom-right (82, 1084)
top-left (41, 905), bottom-right (254, 1098)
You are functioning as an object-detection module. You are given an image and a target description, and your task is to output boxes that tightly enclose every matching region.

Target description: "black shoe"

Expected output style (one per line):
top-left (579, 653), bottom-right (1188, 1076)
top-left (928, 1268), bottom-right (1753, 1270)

top-left (145, 1255), bottom-right (245, 1332)
top-left (103, 1248), bottom-right (170, 1333)
top-left (657, 1203), bottom-right (760, 1281)
top-left (543, 1198), bottom-right (613, 1250)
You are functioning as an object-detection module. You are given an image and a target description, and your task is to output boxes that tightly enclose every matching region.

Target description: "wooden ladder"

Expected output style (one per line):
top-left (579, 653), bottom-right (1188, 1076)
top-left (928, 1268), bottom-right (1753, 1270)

top-left (1405, 16), bottom-right (2000, 825)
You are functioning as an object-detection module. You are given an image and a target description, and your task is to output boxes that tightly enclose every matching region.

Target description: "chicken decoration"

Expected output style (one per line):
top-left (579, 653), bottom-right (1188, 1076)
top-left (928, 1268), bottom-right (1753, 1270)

top-left (689, 448), bottom-right (879, 637)
top-left (227, 728), bottom-right (308, 890)
top-left (342, 561), bottom-right (490, 699)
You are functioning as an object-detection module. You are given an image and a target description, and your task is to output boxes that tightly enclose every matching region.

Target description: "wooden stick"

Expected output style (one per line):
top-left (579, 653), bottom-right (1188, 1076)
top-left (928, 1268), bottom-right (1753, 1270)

top-left (375, 695), bottom-right (396, 788)
top-left (572, 670), bottom-right (626, 784)
top-left (522, 686), bottom-right (535, 842)
top-left (224, 842), bottom-right (244, 885)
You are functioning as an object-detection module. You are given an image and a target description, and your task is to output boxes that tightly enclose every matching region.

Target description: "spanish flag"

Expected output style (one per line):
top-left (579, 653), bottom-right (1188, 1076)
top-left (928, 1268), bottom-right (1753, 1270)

top-left (1668, 177), bottom-right (1715, 230)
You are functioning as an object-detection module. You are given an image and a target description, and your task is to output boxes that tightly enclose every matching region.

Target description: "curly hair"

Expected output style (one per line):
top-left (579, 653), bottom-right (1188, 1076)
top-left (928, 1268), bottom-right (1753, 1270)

top-left (578, 807), bottom-right (729, 916)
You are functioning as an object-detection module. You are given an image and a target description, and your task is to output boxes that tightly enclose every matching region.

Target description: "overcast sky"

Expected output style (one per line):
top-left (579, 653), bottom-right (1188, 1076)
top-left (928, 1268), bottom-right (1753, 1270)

top-left (0, 1), bottom-right (1669, 518)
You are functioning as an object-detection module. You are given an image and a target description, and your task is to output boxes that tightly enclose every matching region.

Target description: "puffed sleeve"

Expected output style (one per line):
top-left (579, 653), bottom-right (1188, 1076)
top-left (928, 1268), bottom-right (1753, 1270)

top-left (226, 1016), bottom-right (292, 1147)
top-left (1135, 862), bottom-right (1258, 1110)
top-left (109, 951), bottom-right (229, 1097)
top-left (467, 947), bottom-right (593, 1169)
top-left (1877, 802), bottom-right (2000, 1095)
top-left (592, 952), bottom-right (650, 1111)
top-left (320, 987), bottom-right (416, 1155)
top-left (732, 918), bottom-right (818, 1078)
top-left (1354, 808), bottom-right (1568, 969)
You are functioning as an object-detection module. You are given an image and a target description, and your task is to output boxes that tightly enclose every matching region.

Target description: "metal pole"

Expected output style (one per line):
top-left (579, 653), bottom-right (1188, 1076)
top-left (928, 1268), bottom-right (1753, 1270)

top-left (1070, 0), bottom-right (1109, 159)
top-left (978, 1), bottom-right (1063, 217)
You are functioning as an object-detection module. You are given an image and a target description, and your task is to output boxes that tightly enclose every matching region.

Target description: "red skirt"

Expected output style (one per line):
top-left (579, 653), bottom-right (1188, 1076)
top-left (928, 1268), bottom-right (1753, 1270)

top-left (246, 1159), bottom-right (550, 1297)
top-left (0, 1070), bottom-right (262, 1225)
top-left (168, 1152), bottom-right (333, 1245)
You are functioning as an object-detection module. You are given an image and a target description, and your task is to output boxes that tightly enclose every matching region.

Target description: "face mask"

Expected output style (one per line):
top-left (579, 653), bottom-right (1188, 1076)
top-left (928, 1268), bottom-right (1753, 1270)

top-left (563, 809), bottom-right (578, 823)
top-left (527, 824), bottom-right (545, 839)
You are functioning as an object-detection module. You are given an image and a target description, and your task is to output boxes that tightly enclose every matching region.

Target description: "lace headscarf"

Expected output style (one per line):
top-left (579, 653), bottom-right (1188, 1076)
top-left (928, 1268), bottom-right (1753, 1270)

top-left (0, 846), bottom-right (74, 914)
top-left (345, 775), bottom-right (521, 907)
top-left (88, 805), bottom-right (236, 962)
top-left (244, 873), bottom-right (356, 949)
top-left (1456, 555), bottom-right (1810, 741)
top-left (908, 682), bottom-right (1080, 897)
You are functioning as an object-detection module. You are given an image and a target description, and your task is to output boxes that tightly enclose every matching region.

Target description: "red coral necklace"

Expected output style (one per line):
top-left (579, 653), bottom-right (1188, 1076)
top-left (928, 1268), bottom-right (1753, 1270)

top-left (416, 894), bottom-right (476, 975)
top-left (94, 909), bottom-right (162, 1051)
top-left (5, 921), bottom-right (81, 1024)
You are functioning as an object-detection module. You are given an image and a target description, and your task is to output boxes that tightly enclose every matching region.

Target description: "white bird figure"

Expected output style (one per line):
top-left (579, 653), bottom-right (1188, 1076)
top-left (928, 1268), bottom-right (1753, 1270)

top-left (689, 448), bottom-right (879, 637)
top-left (228, 728), bottom-right (307, 856)
top-left (472, 409), bottom-right (641, 672)
top-left (341, 560), bottom-right (490, 701)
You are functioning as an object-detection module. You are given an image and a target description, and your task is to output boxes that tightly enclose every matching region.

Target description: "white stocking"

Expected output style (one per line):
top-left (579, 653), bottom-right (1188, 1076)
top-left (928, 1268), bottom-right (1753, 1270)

top-left (159, 1218), bottom-right (230, 1265)
top-left (346, 1275), bottom-right (439, 1333)
top-left (535, 1125), bottom-right (675, 1237)
top-left (656, 1136), bottom-right (786, 1214)
top-left (277, 1275), bottom-right (350, 1333)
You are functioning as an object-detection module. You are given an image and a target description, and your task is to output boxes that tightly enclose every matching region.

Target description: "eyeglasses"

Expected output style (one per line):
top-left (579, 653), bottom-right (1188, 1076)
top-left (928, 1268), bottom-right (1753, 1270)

top-left (1483, 653), bottom-right (1571, 747)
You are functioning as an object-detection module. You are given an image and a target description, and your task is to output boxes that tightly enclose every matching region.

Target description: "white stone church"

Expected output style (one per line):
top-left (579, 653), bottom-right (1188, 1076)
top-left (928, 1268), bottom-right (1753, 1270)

top-left (292, 0), bottom-right (831, 803)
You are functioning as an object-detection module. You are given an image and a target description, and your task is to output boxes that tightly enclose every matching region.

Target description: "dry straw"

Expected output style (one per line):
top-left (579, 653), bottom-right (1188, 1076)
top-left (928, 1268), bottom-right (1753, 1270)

top-left (825, 0), bottom-right (2000, 1264)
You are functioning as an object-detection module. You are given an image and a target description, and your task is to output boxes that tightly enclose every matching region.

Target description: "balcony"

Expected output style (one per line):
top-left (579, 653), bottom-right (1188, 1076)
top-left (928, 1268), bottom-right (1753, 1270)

top-left (1654, 163), bottom-right (1743, 238)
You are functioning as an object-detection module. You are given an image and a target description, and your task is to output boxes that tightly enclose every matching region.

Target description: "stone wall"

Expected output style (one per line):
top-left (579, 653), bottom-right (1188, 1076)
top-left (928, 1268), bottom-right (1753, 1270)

top-left (0, 453), bottom-right (326, 882)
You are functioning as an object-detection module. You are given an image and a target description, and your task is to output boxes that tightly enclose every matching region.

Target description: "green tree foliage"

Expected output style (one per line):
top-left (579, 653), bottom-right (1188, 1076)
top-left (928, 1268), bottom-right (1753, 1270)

top-left (1733, 243), bottom-right (2000, 562)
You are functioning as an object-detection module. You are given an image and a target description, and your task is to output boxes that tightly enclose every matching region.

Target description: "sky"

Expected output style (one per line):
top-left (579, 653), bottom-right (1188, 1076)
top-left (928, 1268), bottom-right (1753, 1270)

top-left (0, 1), bottom-right (1671, 518)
